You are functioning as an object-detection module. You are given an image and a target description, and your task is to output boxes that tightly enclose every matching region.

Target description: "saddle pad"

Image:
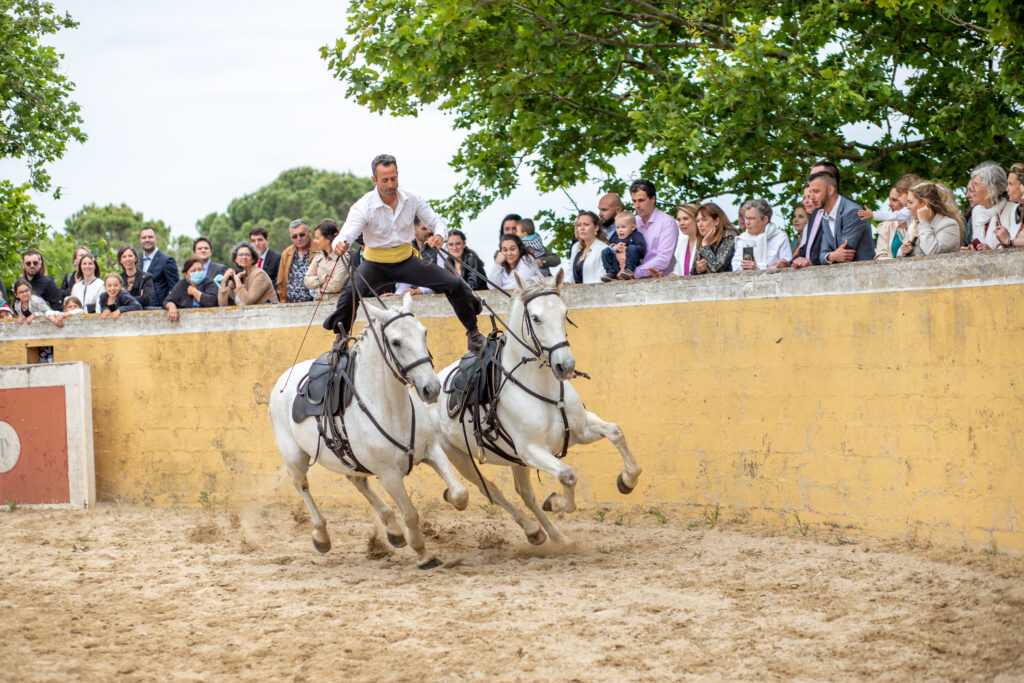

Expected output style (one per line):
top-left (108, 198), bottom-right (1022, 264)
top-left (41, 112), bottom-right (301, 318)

top-left (446, 333), bottom-right (503, 417)
top-left (292, 348), bottom-right (356, 423)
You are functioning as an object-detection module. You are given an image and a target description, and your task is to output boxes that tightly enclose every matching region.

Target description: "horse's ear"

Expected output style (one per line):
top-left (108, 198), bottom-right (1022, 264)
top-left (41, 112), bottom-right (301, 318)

top-left (552, 268), bottom-right (564, 292)
top-left (401, 291), bottom-right (413, 314)
top-left (363, 301), bottom-right (386, 324)
top-left (513, 272), bottom-right (525, 291)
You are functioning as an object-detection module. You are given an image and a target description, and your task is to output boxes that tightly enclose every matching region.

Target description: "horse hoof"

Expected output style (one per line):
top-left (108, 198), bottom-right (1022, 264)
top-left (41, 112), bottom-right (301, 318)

top-left (526, 529), bottom-right (547, 545)
top-left (386, 532), bottom-right (407, 548)
top-left (418, 557), bottom-right (443, 570)
top-left (617, 473), bottom-right (635, 495)
top-left (443, 488), bottom-right (450, 503)
top-left (542, 492), bottom-right (557, 512)
top-left (312, 537), bottom-right (332, 554)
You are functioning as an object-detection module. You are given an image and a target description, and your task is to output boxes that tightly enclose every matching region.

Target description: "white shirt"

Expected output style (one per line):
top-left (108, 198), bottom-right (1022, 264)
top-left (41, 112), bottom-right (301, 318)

top-left (488, 257), bottom-right (541, 290)
top-left (333, 188), bottom-right (448, 250)
top-left (141, 249), bottom-right (157, 273)
top-left (71, 278), bottom-right (105, 313)
top-left (824, 196), bottom-right (843, 238)
top-left (872, 206), bottom-right (912, 223)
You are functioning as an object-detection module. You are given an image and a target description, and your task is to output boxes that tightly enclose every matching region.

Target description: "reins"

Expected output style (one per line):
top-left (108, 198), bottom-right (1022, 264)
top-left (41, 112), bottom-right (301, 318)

top-left (305, 251), bottom-right (433, 475)
top-left (436, 248), bottom-right (591, 481)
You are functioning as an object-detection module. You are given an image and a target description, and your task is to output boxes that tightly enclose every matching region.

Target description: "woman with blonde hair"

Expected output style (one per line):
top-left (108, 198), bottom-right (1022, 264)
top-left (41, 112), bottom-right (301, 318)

top-left (896, 180), bottom-right (964, 256)
top-left (691, 203), bottom-right (736, 274)
top-left (672, 203), bottom-right (700, 276)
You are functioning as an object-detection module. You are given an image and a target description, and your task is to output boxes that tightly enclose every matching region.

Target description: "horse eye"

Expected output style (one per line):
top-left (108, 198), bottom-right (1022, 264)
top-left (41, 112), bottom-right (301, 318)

top-left (531, 315), bottom-right (541, 324)
top-left (391, 339), bottom-right (401, 348)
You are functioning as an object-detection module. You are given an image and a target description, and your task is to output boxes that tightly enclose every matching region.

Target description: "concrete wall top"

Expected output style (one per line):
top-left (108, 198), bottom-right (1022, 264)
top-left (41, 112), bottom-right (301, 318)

top-left (1, 250), bottom-right (1021, 341)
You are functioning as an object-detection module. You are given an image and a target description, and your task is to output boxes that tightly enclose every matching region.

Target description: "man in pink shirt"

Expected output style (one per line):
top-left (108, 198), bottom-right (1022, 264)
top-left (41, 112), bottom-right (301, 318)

top-left (628, 179), bottom-right (679, 278)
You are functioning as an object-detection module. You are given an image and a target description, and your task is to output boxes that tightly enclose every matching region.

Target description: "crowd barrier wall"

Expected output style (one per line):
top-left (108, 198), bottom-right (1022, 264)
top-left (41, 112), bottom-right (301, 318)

top-left (1, 250), bottom-right (1021, 551)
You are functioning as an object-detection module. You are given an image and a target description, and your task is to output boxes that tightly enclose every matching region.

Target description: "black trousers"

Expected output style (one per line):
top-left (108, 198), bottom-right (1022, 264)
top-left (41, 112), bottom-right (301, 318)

top-left (323, 256), bottom-right (482, 335)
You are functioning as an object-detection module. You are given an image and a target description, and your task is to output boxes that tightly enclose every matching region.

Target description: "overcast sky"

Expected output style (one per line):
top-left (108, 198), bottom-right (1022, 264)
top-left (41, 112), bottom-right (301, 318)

top-left (3, 0), bottom-right (641, 259)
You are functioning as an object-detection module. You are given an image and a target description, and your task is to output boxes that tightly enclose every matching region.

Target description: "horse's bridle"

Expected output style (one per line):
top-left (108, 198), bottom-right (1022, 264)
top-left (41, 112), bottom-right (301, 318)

top-left (367, 310), bottom-right (434, 384)
top-left (519, 290), bottom-right (571, 363)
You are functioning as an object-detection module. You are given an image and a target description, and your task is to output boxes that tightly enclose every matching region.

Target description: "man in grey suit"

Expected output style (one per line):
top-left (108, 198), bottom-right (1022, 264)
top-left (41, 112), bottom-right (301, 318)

top-left (807, 171), bottom-right (874, 264)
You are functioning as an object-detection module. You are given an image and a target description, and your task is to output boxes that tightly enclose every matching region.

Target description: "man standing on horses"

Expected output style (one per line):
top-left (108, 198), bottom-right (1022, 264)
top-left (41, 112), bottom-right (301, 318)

top-left (323, 154), bottom-right (485, 351)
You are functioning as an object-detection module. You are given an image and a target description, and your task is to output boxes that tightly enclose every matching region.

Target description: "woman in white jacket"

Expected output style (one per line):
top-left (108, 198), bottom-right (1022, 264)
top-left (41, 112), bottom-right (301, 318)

top-left (488, 234), bottom-right (541, 290)
top-left (69, 253), bottom-right (105, 313)
top-left (567, 211), bottom-right (608, 284)
top-left (672, 204), bottom-right (700, 276)
top-left (897, 180), bottom-right (964, 256)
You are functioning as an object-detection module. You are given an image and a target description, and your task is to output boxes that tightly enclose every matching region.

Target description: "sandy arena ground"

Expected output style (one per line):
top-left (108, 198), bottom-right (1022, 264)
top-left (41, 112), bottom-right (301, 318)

top-left (2, 500), bottom-right (1023, 681)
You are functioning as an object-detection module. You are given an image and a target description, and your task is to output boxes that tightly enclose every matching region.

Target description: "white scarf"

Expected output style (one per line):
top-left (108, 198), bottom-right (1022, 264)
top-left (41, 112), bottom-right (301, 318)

top-left (735, 221), bottom-right (782, 268)
top-left (972, 199), bottom-right (1008, 249)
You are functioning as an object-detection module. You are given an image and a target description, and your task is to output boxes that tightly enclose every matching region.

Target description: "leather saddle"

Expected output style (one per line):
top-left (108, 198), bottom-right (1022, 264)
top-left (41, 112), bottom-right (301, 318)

top-left (445, 332), bottom-right (504, 418)
top-left (292, 348), bottom-right (357, 424)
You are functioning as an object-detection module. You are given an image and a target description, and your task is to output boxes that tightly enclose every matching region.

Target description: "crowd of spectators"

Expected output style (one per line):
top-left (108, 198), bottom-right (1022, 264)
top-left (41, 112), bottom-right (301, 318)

top-left (3, 159), bottom-right (1021, 332)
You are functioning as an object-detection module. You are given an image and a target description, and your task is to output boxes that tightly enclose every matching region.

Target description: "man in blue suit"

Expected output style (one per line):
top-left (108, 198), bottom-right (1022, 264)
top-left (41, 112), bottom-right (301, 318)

top-left (807, 171), bottom-right (874, 264)
top-left (139, 226), bottom-right (179, 308)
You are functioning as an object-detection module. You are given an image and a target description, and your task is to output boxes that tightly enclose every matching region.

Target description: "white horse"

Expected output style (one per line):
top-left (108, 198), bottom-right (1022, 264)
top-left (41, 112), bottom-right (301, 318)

top-left (437, 271), bottom-right (642, 544)
top-left (269, 293), bottom-right (469, 569)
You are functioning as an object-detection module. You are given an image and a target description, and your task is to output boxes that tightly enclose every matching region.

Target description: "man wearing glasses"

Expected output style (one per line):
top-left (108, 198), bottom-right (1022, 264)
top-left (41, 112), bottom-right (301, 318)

top-left (21, 249), bottom-right (62, 310)
top-left (324, 154), bottom-right (485, 352)
top-left (276, 219), bottom-right (314, 303)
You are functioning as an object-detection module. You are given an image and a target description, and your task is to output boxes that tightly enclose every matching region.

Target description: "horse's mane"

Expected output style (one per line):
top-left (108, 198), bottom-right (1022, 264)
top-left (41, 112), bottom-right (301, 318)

top-left (514, 274), bottom-right (559, 302)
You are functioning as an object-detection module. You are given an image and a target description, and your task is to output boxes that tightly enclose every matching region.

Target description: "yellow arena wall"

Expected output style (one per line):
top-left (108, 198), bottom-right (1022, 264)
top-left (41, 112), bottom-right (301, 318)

top-left (1, 250), bottom-right (1021, 552)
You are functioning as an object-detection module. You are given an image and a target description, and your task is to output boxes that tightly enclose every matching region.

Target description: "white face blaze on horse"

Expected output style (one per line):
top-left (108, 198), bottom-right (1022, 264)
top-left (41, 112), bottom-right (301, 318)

top-left (269, 292), bottom-right (468, 569)
top-left (437, 272), bottom-right (642, 546)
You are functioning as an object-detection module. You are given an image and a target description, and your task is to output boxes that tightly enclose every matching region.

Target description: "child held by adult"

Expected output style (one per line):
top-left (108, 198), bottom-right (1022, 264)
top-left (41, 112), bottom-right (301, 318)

top-left (516, 218), bottom-right (559, 276)
top-left (601, 211), bottom-right (648, 281)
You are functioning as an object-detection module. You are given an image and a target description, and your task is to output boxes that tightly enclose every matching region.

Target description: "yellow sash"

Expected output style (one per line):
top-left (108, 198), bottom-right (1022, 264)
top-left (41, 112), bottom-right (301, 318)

top-left (363, 243), bottom-right (414, 263)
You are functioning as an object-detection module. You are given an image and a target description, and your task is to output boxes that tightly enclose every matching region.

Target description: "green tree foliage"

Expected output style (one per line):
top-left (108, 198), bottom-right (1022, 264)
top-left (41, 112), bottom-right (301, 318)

top-left (324, 0), bottom-right (1024, 246)
top-left (59, 203), bottom-right (171, 274)
top-left (0, 0), bottom-right (86, 275)
top-left (0, 180), bottom-right (47, 287)
top-left (196, 167), bottom-right (374, 264)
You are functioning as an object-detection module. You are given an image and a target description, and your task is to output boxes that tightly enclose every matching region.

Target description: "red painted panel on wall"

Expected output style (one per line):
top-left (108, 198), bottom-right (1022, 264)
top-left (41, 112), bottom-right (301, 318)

top-left (0, 386), bottom-right (69, 504)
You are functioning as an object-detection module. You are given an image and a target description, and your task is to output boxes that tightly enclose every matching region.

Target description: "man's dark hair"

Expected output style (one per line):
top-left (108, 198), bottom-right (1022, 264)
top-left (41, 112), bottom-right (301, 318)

top-left (811, 160), bottom-right (841, 191)
top-left (628, 179), bottom-right (657, 199)
top-left (139, 225), bottom-right (156, 238)
top-left (21, 248), bottom-right (47, 277)
top-left (808, 170), bottom-right (838, 188)
top-left (193, 236), bottom-right (212, 252)
top-left (249, 226), bottom-right (269, 239)
top-left (371, 153), bottom-right (397, 178)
